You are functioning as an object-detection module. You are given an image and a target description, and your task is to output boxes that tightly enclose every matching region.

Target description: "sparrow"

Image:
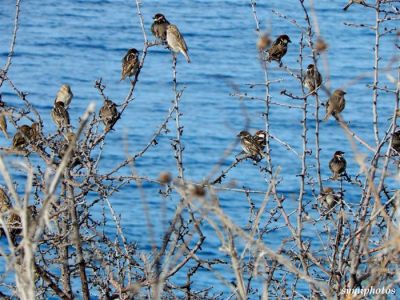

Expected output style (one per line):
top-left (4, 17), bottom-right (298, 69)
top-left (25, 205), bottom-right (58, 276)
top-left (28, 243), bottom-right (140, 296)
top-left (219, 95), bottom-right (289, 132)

top-left (99, 99), bottom-right (120, 132)
top-left (318, 187), bottom-right (340, 209)
top-left (54, 84), bottom-right (73, 109)
top-left (0, 188), bottom-right (11, 214)
top-left (51, 102), bottom-right (70, 130)
top-left (329, 151), bottom-right (347, 180)
top-left (12, 125), bottom-right (33, 149)
top-left (6, 205), bottom-right (37, 243)
top-left (59, 132), bottom-right (81, 167)
top-left (121, 48), bottom-right (140, 81)
top-left (237, 131), bottom-right (263, 161)
top-left (304, 64), bottom-right (322, 94)
top-left (166, 24), bottom-right (190, 63)
top-left (267, 34), bottom-right (291, 63)
top-left (391, 130), bottom-right (400, 154)
top-left (343, 0), bottom-right (367, 11)
top-left (324, 89), bottom-right (346, 121)
top-left (0, 101), bottom-right (9, 139)
top-left (256, 33), bottom-right (272, 52)
top-left (30, 123), bottom-right (41, 144)
top-left (151, 13), bottom-right (170, 42)
top-left (254, 130), bottom-right (267, 150)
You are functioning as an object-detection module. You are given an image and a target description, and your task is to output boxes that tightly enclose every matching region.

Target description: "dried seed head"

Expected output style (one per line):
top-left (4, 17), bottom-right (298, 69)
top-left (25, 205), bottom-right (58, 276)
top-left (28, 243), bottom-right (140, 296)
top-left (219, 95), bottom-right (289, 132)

top-left (314, 37), bottom-right (328, 53)
top-left (159, 172), bottom-right (172, 184)
top-left (257, 33), bottom-right (272, 51)
top-left (189, 184), bottom-right (206, 197)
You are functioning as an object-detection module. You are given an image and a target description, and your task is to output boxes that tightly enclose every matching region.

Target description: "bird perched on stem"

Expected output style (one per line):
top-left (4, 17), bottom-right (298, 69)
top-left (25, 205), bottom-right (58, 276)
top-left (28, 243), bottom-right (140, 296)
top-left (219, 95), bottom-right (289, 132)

top-left (54, 84), bottom-right (73, 109)
top-left (99, 99), bottom-right (120, 132)
top-left (304, 64), bottom-right (322, 95)
top-left (267, 35), bottom-right (291, 63)
top-left (318, 187), bottom-right (341, 210)
top-left (329, 151), bottom-right (347, 180)
top-left (343, 0), bottom-right (367, 11)
top-left (254, 130), bottom-right (267, 150)
top-left (237, 131), bottom-right (263, 161)
top-left (12, 125), bottom-right (33, 149)
top-left (391, 130), bottom-right (400, 154)
top-left (166, 24), bottom-right (190, 63)
top-left (0, 113), bottom-right (8, 140)
top-left (151, 13), bottom-right (170, 42)
top-left (51, 102), bottom-right (70, 131)
top-left (324, 89), bottom-right (346, 121)
top-left (121, 48), bottom-right (140, 81)
top-left (0, 188), bottom-right (11, 214)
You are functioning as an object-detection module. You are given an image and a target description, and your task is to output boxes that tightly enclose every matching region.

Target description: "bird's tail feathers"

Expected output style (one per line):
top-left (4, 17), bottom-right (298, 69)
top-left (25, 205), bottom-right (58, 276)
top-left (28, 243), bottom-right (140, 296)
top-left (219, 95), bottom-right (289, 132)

top-left (181, 50), bottom-right (191, 63)
top-left (343, 2), bottom-right (352, 10)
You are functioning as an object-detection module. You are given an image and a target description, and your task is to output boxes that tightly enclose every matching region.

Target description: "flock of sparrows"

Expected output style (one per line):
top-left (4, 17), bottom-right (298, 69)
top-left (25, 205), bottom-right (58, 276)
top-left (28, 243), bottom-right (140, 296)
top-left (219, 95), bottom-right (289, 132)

top-left (0, 4), bottom-right (398, 227)
top-left (0, 12), bottom-right (193, 240)
top-left (120, 13), bottom-right (190, 83)
top-left (237, 1), bottom-right (399, 211)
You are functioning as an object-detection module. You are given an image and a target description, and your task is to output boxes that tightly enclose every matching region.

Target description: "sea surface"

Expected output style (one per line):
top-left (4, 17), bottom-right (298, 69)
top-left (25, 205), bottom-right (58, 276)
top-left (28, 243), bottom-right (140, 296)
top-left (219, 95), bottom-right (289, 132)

top-left (0, 0), bottom-right (398, 298)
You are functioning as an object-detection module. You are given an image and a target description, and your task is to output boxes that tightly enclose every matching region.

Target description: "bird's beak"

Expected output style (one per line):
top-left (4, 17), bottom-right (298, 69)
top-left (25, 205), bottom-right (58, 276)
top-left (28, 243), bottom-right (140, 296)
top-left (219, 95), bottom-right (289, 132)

top-left (288, 39), bottom-right (292, 43)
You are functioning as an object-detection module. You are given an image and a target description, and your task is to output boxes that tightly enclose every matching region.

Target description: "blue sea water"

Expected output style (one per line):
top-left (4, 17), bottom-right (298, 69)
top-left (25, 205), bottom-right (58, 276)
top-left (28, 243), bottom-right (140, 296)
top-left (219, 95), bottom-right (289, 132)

top-left (0, 0), bottom-right (398, 298)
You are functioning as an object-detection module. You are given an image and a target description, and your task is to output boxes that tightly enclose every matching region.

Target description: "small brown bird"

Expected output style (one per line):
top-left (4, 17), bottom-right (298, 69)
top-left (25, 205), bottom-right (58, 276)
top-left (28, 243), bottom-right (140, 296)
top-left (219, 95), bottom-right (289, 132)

top-left (166, 24), bottom-right (190, 63)
top-left (0, 188), bottom-right (11, 214)
top-left (329, 151), bottom-right (347, 180)
top-left (324, 89), bottom-right (346, 121)
top-left (304, 64), bottom-right (322, 94)
top-left (238, 131), bottom-right (263, 161)
top-left (121, 48), bottom-right (140, 81)
top-left (99, 99), bottom-right (120, 132)
top-left (267, 34), bottom-right (291, 63)
top-left (151, 13), bottom-right (170, 42)
top-left (12, 125), bottom-right (33, 149)
top-left (51, 102), bottom-right (70, 130)
top-left (318, 187), bottom-right (340, 209)
top-left (343, 0), bottom-right (367, 11)
top-left (391, 130), bottom-right (400, 154)
top-left (54, 84), bottom-right (73, 109)
top-left (0, 101), bottom-right (9, 139)
top-left (30, 122), bottom-right (41, 144)
top-left (59, 132), bottom-right (81, 167)
top-left (6, 205), bottom-right (37, 243)
top-left (254, 130), bottom-right (267, 150)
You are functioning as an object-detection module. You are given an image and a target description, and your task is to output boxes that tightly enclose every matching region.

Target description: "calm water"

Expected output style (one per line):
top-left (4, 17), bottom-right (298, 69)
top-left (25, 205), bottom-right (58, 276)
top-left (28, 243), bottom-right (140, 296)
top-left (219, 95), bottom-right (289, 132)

top-left (0, 0), bottom-right (398, 298)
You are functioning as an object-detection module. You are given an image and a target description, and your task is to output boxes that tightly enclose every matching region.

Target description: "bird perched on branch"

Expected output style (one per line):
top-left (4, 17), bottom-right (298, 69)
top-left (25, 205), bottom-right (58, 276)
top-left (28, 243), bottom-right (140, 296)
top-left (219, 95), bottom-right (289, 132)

top-left (51, 102), bottom-right (70, 131)
top-left (343, 0), bottom-right (367, 11)
top-left (318, 187), bottom-right (341, 209)
top-left (324, 89), bottom-right (346, 121)
top-left (151, 13), bottom-right (170, 42)
top-left (329, 151), bottom-right (347, 180)
top-left (238, 131), bottom-right (263, 161)
top-left (12, 125), bottom-right (33, 149)
top-left (267, 34), bottom-right (291, 63)
top-left (99, 99), bottom-right (120, 132)
top-left (54, 84), bottom-right (73, 109)
top-left (121, 48), bottom-right (140, 81)
top-left (166, 24), bottom-right (190, 63)
top-left (0, 101), bottom-right (9, 139)
top-left (304, 64), bottom-right (322, 95)
top-left (391, 130), bottom-right (400, 154)
top-left (0, 188), bottom-right (11, 214)
top-left (254, 130), bottom-right (267, 150)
